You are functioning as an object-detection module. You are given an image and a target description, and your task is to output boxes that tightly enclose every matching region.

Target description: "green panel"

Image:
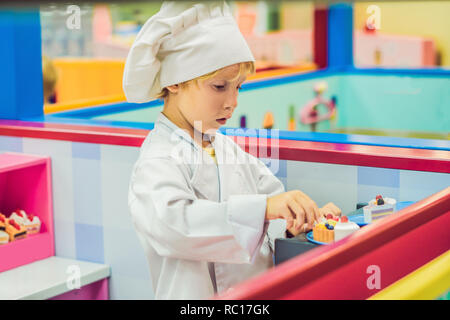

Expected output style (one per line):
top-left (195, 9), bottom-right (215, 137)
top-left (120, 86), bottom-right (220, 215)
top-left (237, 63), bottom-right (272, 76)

top-left (93, 105), bottom-right (163, 123)
top-left (337, 75), bottom-right (450, 133)
top-left (91, 73), bottom-right (449, 138)
top-left (92, 76), bottom-right (340, 132)
top-left (232, 75), bottom-right (340, 132)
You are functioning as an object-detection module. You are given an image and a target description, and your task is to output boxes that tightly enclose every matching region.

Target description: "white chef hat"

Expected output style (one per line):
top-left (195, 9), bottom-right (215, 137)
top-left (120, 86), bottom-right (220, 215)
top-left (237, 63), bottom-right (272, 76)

top-left (122, 1), bottom-right (255, 103)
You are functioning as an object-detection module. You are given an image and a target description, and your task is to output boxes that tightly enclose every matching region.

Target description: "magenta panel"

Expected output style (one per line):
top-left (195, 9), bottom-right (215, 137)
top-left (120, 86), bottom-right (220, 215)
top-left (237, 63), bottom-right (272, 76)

top-left (0, 153), bottom-right (55, 272)
top-left (50, 279), bottom-right (109, 300)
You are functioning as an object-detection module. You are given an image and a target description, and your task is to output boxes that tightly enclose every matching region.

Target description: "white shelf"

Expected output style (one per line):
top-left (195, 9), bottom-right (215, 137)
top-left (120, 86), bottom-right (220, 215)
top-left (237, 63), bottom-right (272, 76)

top-left (0, 256), bottom-right (110, 300)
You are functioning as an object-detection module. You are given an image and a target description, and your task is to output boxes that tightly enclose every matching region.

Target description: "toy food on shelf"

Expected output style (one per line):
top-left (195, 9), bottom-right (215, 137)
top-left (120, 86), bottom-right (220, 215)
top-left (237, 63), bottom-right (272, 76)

top-left (10, 209), bottom-right (28, 225)
top-left (0, 209), bottom-right (43, 244)
top-left (5, 219), bottom-right (27, 241)
top-left (9, 209), bottom-right (42, 235)
top-left (23, 214), bottom-right (42, 235)
top-left (0, 230), bottom-right (9, 245)
top-left (313, 214), bottom-right (360, 243)
top-left (0, 213), bottom-right (6, 231)
top-left (363, 195), bottom-right (396, 224)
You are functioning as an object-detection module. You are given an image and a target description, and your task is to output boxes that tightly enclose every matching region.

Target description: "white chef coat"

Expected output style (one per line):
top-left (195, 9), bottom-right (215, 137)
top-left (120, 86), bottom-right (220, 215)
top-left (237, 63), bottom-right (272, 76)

top-left (128, 112), bottom-right (286, 299)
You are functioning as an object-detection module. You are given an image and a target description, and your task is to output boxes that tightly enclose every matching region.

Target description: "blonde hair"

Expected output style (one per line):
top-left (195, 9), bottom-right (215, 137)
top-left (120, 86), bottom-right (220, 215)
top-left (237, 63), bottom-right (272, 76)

top-left (155, 61), bottom-right (255, 99)
top-left (42, 55), bottom-right (58, 103)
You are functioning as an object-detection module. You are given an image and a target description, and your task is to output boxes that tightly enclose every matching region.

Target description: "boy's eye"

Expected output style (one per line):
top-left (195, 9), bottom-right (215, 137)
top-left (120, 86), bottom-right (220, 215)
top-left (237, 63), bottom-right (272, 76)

top-left (213, 84), bottom-right (243, 91)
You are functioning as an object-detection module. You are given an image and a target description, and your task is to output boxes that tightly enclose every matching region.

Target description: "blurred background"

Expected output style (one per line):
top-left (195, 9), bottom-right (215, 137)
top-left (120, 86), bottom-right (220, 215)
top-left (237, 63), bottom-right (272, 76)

top-left (8, 1), bottom-right (450, 140)
top-left (40, 1), bottom-right (450, 67)
top-left (1, 1), bottom-right (448, 301)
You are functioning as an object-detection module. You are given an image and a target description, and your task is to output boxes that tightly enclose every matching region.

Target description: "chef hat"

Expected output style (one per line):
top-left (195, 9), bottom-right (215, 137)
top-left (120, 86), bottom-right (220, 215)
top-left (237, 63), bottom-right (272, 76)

top-left (122, 1), bottom-right (255, 103)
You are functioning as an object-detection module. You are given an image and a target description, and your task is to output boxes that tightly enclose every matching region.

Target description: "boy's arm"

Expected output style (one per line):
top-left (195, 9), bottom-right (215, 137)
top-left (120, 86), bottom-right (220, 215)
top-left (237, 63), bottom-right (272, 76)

top-left (129, 157), bottom-right (268, 264)
top-left (250, 156), bottom-right (289, 243)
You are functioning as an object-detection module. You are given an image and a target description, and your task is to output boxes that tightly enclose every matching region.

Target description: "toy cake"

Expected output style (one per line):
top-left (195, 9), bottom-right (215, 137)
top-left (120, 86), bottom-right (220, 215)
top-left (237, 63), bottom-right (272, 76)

top-left (23, 214), bottom-right (41, 235)
top-left (10, 209), bottom-right (28, 225)
top-left (0, 213), bottom-right (6, 231)
top-left (5, 219), bottom-right (27, 241)
top-left (334, 216), bottom-right (361, 242)
top-left (363, 195), bottom-right (396, 224)
top-left (9, 209), bottom-right (41, 235)
top-left (313, 214), bottom-right (360, 243)
top-left (0, 230), bottom-right (9, 245)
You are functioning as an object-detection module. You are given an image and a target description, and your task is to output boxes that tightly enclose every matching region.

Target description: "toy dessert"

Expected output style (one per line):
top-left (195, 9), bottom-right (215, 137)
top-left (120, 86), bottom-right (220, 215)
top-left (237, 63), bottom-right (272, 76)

top-left (0, 213), bottom-right (6, 231)
top-left (334, 216), bottom-right (360, 242)
top-left (313, 214), bottom-right (360, 243)
top-left (10, 209), bottom-right (28, 225)
top-left (0, 230), bottom-right (9, 245)
top-left (23, 214), bottom-right (41, 235)
top-left (5, 219), bottom-right (27, 241)
top-left (363, 195), bottom-right (396, 224)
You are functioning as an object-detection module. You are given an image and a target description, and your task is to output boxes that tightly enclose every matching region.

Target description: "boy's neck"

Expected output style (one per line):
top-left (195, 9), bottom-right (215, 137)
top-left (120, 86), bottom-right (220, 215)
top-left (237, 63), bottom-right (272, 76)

top-left (161, 108), bottom-right (213, 149)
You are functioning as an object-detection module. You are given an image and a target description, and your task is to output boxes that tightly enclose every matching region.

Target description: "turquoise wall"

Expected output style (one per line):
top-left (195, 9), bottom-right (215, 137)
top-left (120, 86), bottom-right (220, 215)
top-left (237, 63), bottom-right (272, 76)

top-left (94, 104), bottom-right (163, 123)
top-left (92, 73), bottom-right (449, 134)
top-left (230, 75), bottom-right (340, 132)
top-left (337, 75), bottom-right (450, 133)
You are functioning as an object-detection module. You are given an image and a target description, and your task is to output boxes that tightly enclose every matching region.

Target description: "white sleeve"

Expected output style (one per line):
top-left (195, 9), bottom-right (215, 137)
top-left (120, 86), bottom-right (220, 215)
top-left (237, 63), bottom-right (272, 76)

top-left (250, 155), bottom-right (288, 244)
top-left (253, 157), bottom-right (285, 197)
top-left (128, 157), bottom-right (267, 264)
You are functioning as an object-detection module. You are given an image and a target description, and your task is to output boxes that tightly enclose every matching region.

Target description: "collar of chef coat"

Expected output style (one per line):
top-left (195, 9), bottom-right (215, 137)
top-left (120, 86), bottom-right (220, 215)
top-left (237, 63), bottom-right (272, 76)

top-left (156, 111), bottom-right (218, 154)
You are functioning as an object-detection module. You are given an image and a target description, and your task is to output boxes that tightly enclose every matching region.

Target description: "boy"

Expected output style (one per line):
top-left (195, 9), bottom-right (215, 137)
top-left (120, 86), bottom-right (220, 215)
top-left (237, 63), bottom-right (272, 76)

top-left (124, 1), bottom-right (340, 300)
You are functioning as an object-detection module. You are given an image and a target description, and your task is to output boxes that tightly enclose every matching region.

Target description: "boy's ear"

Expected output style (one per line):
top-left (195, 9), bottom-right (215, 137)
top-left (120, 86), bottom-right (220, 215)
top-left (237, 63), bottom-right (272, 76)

top-left (166, 84), bottom-right (179, 94)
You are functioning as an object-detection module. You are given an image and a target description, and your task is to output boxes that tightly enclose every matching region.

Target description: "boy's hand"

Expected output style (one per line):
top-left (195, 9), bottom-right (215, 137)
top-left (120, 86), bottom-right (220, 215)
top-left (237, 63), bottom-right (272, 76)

top-left (286, 202), bottom-right (342, 238)
top-left (319, 202), bottom-right (342, 218)
top-left (265, 190), bottom-right (320, 231)
top-left (287, 221), bottom-right (313, 237)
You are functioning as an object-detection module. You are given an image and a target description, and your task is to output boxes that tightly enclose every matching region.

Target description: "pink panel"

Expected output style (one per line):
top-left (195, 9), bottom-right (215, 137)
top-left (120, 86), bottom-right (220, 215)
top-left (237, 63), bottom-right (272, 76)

top-left (0, 120), bottom-right (449, 173)
top-left (0, 153), bottom-right (48, 173)
top-left (216, 188), bottom-right (450, 299)
top-left (0, 233), bottom-right (53, 271)
top-left (354, 31), bottom-right (435, 68)
top-left (233, 136), bottom-right (450, 173)
top-left (50, 279), bottom-right (109, 300)
top-left (0, 153), bottom-right (54, 273)
top-left (282, 211), bottom-right (449, 299)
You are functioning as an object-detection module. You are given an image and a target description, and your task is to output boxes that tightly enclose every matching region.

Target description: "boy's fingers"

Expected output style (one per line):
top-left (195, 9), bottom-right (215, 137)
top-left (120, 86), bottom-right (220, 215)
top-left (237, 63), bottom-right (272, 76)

top-left (295, 197), bottom-right (315, 226)
top-left (325, 203), bottom-right (342, 216)
top-left (297, 192), bottom-right (320, 224)
top-left (311, 200), bottom-right (321, 223)
top-left (288, 199), bottom-right (306, 230)
top-left (281, 208), bottom-right (294, 229)
top-left (302, 223), bottom-right (312, 232)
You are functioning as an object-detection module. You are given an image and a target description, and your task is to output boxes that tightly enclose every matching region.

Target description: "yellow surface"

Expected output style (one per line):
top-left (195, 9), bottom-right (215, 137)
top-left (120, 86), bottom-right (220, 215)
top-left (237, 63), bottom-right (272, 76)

top-left (368, 250), bottom-right (450, 300)
top-left (45, 59), bottom-right (316, 114)
top-left (248, 63), bottom-right (316, 81)
top-left (44, 94), bottom-right (126, 114)
top-left (354, 2), bottom-right (450, 66)
top-left (280, 1), bottom-right (313, 30)
top-left (52, 59), bottom-right (125, 104)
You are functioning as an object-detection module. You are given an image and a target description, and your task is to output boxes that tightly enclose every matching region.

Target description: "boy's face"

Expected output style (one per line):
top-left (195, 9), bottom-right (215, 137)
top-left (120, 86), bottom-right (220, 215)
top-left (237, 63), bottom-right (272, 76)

top-left (171, 64), bottom-right (246, 134)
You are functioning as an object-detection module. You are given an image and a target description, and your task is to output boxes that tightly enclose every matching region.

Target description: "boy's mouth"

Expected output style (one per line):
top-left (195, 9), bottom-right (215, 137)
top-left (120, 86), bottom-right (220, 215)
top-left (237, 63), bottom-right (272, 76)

top-left (216, 118), bottom-right (227, 125)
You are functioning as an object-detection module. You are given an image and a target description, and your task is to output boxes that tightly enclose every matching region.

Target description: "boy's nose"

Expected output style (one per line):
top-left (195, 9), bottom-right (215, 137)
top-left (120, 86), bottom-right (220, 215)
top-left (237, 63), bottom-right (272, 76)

top-left (225, 90), bottom-right (238, 111)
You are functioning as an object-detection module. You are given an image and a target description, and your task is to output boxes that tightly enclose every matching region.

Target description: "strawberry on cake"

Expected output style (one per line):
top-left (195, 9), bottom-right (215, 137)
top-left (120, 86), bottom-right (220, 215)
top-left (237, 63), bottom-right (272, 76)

top-left (313, 214), bottom-right (360, 243)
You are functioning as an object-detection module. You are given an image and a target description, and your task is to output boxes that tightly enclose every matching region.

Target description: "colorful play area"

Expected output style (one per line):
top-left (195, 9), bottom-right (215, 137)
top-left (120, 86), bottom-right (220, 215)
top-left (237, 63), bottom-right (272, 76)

top-left (0, 1), bottom-right (449, 300)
